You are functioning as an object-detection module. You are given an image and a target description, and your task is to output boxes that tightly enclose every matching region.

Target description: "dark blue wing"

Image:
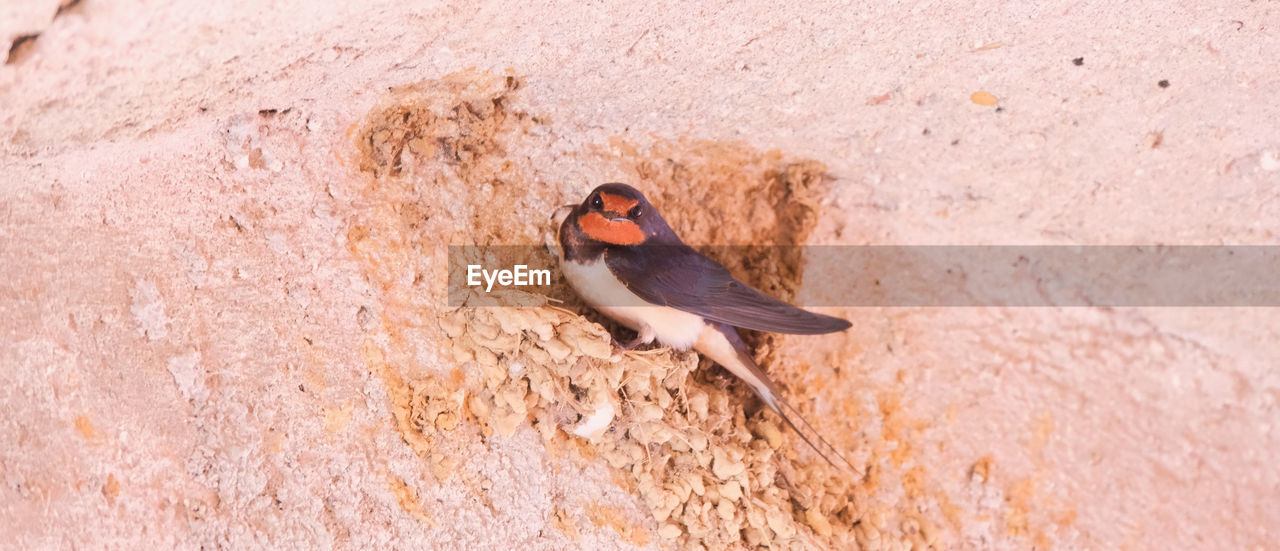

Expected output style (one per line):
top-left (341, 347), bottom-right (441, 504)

top-left (605, 245), bottom-right (851, 335)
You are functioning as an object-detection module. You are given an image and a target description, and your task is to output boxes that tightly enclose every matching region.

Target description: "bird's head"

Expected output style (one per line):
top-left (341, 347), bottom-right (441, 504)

top-left (570, 183), bottom-right (666, 246)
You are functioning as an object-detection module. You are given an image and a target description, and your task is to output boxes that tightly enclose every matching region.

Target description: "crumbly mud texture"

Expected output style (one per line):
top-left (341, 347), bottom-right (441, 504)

top-left (346, 69), bottom-right (941, 549)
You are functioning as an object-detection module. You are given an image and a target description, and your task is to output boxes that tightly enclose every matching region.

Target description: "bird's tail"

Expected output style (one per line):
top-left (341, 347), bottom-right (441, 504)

top-left (697, 323), bottom-right (861, 476)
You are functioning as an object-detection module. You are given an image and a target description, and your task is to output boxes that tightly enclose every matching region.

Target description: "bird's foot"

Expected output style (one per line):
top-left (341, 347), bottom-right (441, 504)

top-left (612, 327), bottom-right (655, 350)
top-left (613, 335), bottom-right (646, 350)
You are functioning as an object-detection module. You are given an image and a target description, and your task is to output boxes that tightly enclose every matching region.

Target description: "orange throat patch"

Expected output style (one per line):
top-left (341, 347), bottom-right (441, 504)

top-left (578, 212), bottom-right (645, 245)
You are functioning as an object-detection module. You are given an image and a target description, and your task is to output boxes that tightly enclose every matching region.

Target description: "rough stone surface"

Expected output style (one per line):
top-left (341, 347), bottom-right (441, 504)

top-left (3, 1), bottom-right (1278, 550)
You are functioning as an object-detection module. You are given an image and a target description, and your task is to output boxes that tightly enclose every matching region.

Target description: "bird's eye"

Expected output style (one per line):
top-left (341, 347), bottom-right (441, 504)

top-left (628, 205), bottom-right (643, 218)
top-left (589, 193), bottom-right (603, 209)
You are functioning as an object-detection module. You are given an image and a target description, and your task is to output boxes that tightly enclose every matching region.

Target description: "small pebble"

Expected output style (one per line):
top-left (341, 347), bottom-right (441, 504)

top-left (720, 480), bottom-right (743, 501)
top-left (805, 508), bottom-right (834, 537)
top-left (756, 420), bottom-right (783, 449)
top-left (712, 448), bottom-right (746, 479)
top-left (970, 91), bottom-right (998, 106)
top-left (717, 498), bottom-right (736, 520)
top-left (658, 523), bottom-right (683, 539)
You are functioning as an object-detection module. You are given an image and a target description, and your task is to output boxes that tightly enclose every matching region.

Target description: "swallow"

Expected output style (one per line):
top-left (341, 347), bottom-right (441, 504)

top-left (553, 182), bottom-right (857, 472)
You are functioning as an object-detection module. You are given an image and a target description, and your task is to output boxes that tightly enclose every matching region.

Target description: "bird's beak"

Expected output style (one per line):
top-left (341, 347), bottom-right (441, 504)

top-left (547, 205), bottom-right (573, 221)
top-left (545, 205), bottom-right (574, 260)
top-left (550, 204), bottom-right (574, 227)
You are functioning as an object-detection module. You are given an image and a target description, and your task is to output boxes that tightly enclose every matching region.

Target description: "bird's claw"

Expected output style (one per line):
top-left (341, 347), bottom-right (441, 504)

top-left (613, 335), bottom-right (645, 350)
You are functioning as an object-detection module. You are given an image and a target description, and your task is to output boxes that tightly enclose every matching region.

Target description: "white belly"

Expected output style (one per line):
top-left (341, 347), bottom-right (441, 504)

top-left (560, 256), bottom-right (706, 351)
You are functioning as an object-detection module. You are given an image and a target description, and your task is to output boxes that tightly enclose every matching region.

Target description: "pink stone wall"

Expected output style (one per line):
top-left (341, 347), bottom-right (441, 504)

top-left (3, 1), bottom-right (1277, 549)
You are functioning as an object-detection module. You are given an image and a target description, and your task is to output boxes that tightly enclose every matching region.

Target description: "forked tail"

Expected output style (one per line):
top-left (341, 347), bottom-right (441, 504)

top-left (699, 322), bottom-right (861, 476)
top-left (767, 388), bottom-right (862, 476)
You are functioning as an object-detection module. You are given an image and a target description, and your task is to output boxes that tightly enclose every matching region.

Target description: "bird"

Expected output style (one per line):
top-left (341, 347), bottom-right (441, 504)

top-left (552, 182), bottom-right (857, 472)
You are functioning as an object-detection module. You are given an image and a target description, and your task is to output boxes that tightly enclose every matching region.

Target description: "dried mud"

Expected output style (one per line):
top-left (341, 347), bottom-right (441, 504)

top-left (345, 69), bottom-right (942, 549)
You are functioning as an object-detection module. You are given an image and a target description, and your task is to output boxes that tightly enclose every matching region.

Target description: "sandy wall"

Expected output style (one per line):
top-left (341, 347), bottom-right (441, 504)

top-left (3, 1), bottom-right (1278, 549)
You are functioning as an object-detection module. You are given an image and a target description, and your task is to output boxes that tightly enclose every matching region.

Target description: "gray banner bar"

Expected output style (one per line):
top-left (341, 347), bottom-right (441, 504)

top-left (448, 246), bottom-right (1280, 307)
